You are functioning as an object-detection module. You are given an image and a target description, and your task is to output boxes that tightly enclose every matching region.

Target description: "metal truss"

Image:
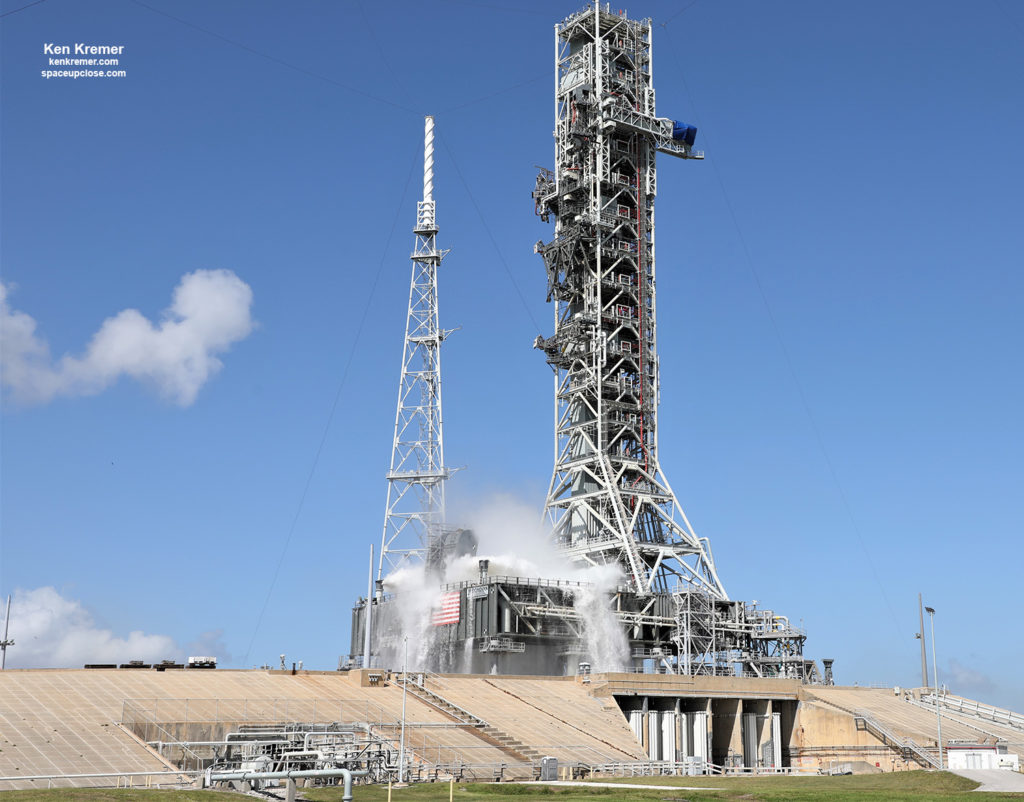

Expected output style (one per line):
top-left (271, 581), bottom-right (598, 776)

top-left (533, 3), bottom-right (725, 599)
top-left (379, 116), bottom-right (452, 579)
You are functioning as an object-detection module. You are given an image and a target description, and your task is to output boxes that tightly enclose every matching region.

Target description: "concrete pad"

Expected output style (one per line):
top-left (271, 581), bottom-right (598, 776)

top-left (953, 769), bottom-right (1024, 792)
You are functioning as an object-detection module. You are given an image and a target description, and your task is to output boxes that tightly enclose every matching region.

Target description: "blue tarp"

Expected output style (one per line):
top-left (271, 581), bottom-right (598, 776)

top-left (672, 121), bottom-right (697, 147)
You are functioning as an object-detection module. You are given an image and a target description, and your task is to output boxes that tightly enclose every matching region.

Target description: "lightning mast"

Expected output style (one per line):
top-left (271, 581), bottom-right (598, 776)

top-left (379, 116), bottom-right (451, 579)
top-left (533, 3), bottom-right (726, 599)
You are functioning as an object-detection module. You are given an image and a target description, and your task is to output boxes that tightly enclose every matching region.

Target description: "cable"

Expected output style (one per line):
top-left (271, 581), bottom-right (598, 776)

top-left (353, 0), bottom-right (417, 109)
top-left (242, 144), bottom-right (421, 666)
top-left (353, 0), bottom-right (550, 118)
top-left (440, 70), bottom-right (552, 114)
top-left (659, 0), bottom-right (701, 29)
top-left (659, 30), bottom-right (906, 638)
top-left (353, 0), bottom-right (542, 339)
top-left (124, 0), bottom-right (547, 659)
top-left (990, 0), bottom-right (1024, 42)
top-left (438, 0), bottom-right (550, 17)
top-left (127, 0), bottom-right (417, 114)
top-left (0, 0), bottom-right (46, 19)
top-left (437, 131), bottom-right (544, 336)
top-left (129, 0), bottom-right (552, 121)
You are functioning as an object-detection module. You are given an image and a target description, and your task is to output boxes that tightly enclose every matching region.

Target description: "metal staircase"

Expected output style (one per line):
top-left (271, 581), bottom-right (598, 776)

top-left (396, 677), bottom-right (486, 727)
top-left (853, 710), bottom-right (940, 769)
top-left (477, 726), bottom-right (542, 763)
top-left (395, 676), bottom-right (540, 763)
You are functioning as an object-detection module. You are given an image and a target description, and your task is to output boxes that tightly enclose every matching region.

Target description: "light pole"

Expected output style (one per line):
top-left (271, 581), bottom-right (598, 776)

top-left (398, 636), bottom-right (408, 783)
top-left (1, 595), bottom-right (13, 670)
top-left (916, 593), bottom-right (928, 687)
top-left (925, 606), bottom-right (943, 769)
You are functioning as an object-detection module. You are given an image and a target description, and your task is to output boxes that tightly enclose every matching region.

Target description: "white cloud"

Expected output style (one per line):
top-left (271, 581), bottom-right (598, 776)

top-left (3, 587), bottom-right (230, 668)
top-left (0, 269), bottom-right (254, 406)
top-left (4, 587), bottom-right (178, 667)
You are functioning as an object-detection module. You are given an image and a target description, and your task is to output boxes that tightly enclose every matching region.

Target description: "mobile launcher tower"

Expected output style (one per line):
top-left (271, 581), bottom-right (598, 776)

top-left (352, 3), bottom-right (821, 682)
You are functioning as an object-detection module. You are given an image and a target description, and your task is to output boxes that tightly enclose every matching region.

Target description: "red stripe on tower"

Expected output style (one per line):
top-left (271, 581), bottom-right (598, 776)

top-left (432, 591), bottom-right (461, 625)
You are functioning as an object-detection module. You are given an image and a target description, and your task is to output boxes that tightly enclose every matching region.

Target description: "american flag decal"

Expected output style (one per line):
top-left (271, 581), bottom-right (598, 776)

top-left (432, 591), bottom-right (461, 625)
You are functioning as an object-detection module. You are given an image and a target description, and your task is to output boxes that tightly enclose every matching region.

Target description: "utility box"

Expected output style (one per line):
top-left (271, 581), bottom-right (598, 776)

top-left (540, 757), bottom-right (558, 781)
top-left (947, 743), bottom-right (1020, 771)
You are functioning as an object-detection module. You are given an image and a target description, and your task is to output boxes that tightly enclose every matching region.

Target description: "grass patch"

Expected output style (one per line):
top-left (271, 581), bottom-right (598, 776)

top-left (9, 773), bottom-right (1024, 802)
top-left (467, 786), bottom-right (620, 796)
top-left (307, 784), bottom-right (728, 802)
top-left (588, 769), bottom-right (980, 793)
top-left (305, 771), bottom-right (1024, 801)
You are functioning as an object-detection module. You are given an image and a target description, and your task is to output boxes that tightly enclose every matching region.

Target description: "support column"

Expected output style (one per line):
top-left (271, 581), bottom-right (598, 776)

top-left (675, 698), bottom-right (684, 763)
top-left (641, 696), bottom-right (650, 756)
top-left (771, 708), bottom-right (782, 769)
top-left (712, 698), bottom-right (742, 767)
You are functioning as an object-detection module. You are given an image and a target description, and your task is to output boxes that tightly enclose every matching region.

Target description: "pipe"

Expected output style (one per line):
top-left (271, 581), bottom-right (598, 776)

top-left (0, 771), bottom-right (192, 782)
top-left (208, 768), bottom-right (368, 802)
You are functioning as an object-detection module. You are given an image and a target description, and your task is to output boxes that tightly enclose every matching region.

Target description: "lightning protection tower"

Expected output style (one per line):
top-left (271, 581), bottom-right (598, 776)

top-left (378, 116), bottom-right (452, 579)
top-left (533, 3), bottom-right (726, 599)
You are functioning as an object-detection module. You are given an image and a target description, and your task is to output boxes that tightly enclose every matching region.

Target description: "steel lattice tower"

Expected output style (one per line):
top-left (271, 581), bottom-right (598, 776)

top-left (378, 116), bottom-right (451, 579)
top-left (533, 3), bottom-right (727, 599)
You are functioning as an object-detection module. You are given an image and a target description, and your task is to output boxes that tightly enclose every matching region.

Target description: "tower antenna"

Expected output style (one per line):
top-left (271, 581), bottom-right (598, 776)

top-left (379, 116), bottom-right (453, 578)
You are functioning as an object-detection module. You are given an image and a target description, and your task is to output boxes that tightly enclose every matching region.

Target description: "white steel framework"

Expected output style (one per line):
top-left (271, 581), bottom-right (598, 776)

top-left (533, 3), bottom-right (726, 599)
top-left (379, 116), bottom-right (451, 578)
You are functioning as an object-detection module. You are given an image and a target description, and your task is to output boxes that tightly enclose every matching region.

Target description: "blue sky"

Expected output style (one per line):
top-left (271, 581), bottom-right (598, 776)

top-left (1, 0), bottom-right (1021, 709)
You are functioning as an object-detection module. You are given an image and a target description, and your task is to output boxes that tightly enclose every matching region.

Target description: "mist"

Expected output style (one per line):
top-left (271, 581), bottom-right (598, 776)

top-left (377, 494), bottom-right (630, 673)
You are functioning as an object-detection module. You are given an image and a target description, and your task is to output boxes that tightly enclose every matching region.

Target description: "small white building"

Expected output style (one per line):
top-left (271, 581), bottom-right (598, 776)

top-left (946, 741), bottom-right (1020, 771)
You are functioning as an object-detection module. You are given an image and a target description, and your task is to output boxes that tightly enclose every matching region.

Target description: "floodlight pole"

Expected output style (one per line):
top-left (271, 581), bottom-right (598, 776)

top-left (1, 595), bottom-right (12, 670)
top-left (917, 593), bottom-right (928, 688)
top-left (925, 605), bottom-right (943, 769)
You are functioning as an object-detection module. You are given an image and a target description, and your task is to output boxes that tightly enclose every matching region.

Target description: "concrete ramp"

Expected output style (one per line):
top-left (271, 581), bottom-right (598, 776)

top-left (952, 769), bottom-right (1024, 793)
top-left (799, 687), bottom-right (1024, 771)
top-left (0, 669), bottom-right (645, 788)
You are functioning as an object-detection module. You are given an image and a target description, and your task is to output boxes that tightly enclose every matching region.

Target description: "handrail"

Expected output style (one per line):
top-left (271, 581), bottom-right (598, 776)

top-left (921, 693), bottom-right (1024, 732)
top-left (120, 697), bottom-right (391, 727)
top-left (582, 760), bottom-right (816, 777)
top-left (439, 575), bottom-right (596, 592)
top-left (904, 697), bottom-right (1011, 741)
top-left (853, 710), bottom-right (939, 769)
top-left (394, 677), bottom-right (488, 728)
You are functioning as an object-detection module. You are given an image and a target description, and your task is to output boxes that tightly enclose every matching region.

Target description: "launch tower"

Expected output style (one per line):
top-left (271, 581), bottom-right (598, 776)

top-left (353, 6), bottom-right (818, 682)
top-left (533, 3), bottom-right (724, 599)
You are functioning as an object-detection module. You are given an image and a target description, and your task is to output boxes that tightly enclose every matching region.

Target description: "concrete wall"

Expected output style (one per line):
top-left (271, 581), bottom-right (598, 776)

top-left (790, 699), bottom-right (916, 773)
